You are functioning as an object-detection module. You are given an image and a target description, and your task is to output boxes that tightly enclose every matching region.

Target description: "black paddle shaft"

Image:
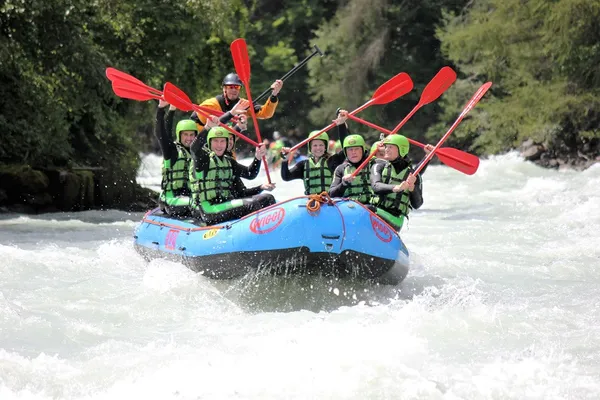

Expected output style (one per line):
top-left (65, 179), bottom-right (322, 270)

top-left (253, 44), bottom-right (324, 104)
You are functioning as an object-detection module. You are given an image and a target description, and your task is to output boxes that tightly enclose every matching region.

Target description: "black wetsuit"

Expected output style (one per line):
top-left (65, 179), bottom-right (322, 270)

top-left (281, 123), bottom-right (350, 191)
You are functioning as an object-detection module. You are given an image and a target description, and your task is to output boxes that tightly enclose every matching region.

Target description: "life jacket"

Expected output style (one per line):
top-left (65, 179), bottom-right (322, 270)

top-left (303, 156), bottom-right (332, 195)
top-left (161, 143), bottom-right (191, 197)
top-left (372, 162), bottom-right (412, 217)
top-left (342, 162), bottom-right (373, 204)
top-left (189, 151), bottom-right (234, 209)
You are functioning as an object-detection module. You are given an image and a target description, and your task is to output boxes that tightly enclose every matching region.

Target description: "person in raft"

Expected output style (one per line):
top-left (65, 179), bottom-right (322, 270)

top-left (329, 133), bottom-right (380, 205)
top-left (154, 99), bottom-right (197, 217)
top-left (279, 109), bottom-right (350, 195)
top-left (190, 73), bottom-right (283, 128)
top-left (370, 134), bottom-right (434, 231)
top-left (189, 109), bottom-right (276, 225)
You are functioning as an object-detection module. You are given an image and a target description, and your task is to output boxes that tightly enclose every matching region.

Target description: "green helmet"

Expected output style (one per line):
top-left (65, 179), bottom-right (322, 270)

top-left (175, 119), bottom-right (198, 143)
top-left (370, 141), bottom-right (383, 155)
top-left (343, 134), bottom-right (366, 150)
top-left (308, 130), bottom-right (329, 145)
top-left (383, 134), bottom-right (410, 157)
top-left (206, 126), bottom-right (230, 148)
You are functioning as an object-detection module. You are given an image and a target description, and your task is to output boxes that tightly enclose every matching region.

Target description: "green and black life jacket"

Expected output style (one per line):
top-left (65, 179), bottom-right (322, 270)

top-left (372, 162), bottom-right (412, 217)
top-left (189, 151), bottom-right (234, 209)
top-left (342, 162), bottom-right (373, 204)
top-left (303, 156), bottom-right (332, 195)
top-left (161, 144), bottom-right (192, 197)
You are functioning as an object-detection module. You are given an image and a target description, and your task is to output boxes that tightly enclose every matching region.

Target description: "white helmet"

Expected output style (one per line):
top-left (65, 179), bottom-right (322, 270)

top-left (273, 131), bottom-right (281, 140)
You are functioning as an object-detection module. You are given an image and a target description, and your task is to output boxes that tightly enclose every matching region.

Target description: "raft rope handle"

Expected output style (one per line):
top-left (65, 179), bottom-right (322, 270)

top-left (306, 192), bottom-right (334, 213)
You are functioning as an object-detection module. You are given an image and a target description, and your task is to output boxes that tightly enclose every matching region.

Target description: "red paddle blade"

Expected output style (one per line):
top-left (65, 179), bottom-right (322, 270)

top-left (390, 68), bottom-right (456, 135)
top-left (163, 82), bottom-right (194, 112)
top-left (413, 82), bottom-right (492, 176)
top-left (420, 67), bottom-right (457, 105)
top-left (112, 84), bottom-right (162, 101)
top-left (230, 38), bottom-right (251, 83)
top-left (436, 147), bottom-right (480, 175)
top-left (112, 80), bottom-right (162, 96)
top-left (106, 67), bottom-right (150, 89)
top-left (371, 72), bottom-right (413, 105)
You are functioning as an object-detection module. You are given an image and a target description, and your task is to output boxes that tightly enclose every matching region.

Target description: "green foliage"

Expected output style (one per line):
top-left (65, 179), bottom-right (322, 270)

top-left (240, 0), bottom-right (338, 140)
top-left (2, 0), bottom-right (597, 188)
top-left (308, 0), bottom-right (469, 146)
top-left (436, 0), bottom-right (600, 155)
top-left (0, 0), bottom-right (238, 178)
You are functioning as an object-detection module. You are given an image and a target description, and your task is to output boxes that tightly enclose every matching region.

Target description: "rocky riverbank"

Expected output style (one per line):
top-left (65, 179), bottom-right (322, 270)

top-left (519, 139), bottom-right (599, 171)
top-left (0, 164), bottom-right (156, 214)
top-left (2, 139), bottom-right (598, 215)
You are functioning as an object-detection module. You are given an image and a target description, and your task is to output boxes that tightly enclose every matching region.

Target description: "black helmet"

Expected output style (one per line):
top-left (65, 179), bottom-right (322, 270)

top-left (222, 73), bottom-right (243, 86)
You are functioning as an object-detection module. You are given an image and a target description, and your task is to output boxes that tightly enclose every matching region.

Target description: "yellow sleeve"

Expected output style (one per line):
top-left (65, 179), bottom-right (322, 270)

top-left (256, 97), bottom-right (279, 119)
top-left (195, 98), bottom-right (223, 129)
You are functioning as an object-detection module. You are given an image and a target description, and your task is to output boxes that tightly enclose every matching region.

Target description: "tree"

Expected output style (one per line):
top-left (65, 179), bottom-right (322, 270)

top-left (308, 0), bottom-right (468, 146)
top-left (436, 0), bottom-right (600, 155)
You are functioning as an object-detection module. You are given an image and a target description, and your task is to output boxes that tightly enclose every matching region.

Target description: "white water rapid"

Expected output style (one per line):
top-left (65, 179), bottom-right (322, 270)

top-left (1, 153), bottom-right (599, 399)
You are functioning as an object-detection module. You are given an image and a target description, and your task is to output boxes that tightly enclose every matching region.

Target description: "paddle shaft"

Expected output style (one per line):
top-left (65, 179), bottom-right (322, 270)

top-left (391, 107), bottom-right (419, 135)
top-left (253, 45), bottom-right (323, 104)
top-left (346, 114), bottom-right (477, 172)
top-left (230, 39), bottom-right (272, 183)
top-left (162, 82), bottom-right (258, 147)
top-left (289, 72), bottom-right (413, 152)
top-left (242, 82), bottom-right (272, 183)
top-left (289, 97), bottom-right (377, 153)
top-left (350, 149), bottom-right (378, 178)
top-left (192, 105), bottom-right (259, 147)
top-left (412, 82), bottom-right (492, 176)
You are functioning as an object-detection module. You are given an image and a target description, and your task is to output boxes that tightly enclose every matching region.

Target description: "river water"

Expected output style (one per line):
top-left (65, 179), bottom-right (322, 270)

top-left (1, 153), bottom-right (599, 399)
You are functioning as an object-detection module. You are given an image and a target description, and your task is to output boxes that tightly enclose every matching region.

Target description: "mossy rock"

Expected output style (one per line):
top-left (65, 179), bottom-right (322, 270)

top-left (57, 170), bottom-right (96, 211)
top-left (61, 171), bottom-right (82, 210)
top-left (0, 164), bottom-right (49, 196)
top-left (0, 165), bottom-right (52, 208)
top-left (77, 170), bottom-right (95, 209)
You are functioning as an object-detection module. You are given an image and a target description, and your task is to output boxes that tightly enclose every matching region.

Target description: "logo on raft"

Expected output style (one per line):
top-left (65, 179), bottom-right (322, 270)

top-left (202, 229), bottom-right (219, 240)
top-left (165, 229), bottom-right (179, 250)
top-left (369, 214), bottom-right (393, 243)
top-left (250, 207), bottom-right (285, 234)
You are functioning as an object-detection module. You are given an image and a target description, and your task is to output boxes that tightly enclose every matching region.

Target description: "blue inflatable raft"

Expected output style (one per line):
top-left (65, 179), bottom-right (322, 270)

top-left (133, 195), bottom-right (410, 284)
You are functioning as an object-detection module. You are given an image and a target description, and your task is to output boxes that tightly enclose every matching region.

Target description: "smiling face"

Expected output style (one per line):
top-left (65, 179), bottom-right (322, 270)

top-left (310, 140), bottom-right (326, 158)
top-left (179, 131), bottom-right (197, 148)
top-left (210, 137), bottom-right (228, 156)
top-left (346, 146), bottom-right (363, 163)
top-left (222, 84), bottom-right (241, 102)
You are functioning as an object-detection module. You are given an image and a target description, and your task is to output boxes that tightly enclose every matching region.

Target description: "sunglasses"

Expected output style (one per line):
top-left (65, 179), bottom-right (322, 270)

top-left (224, 84), bottom-right (241, 90)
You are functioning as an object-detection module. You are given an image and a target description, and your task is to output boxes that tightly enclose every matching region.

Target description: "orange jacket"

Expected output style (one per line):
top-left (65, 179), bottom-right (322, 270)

top-left (194, 94), bottom-right (279, 128)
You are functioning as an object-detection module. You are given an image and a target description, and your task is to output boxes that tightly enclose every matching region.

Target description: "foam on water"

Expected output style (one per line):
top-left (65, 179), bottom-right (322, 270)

top-left (1, 153), bottom-right (599, 399)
